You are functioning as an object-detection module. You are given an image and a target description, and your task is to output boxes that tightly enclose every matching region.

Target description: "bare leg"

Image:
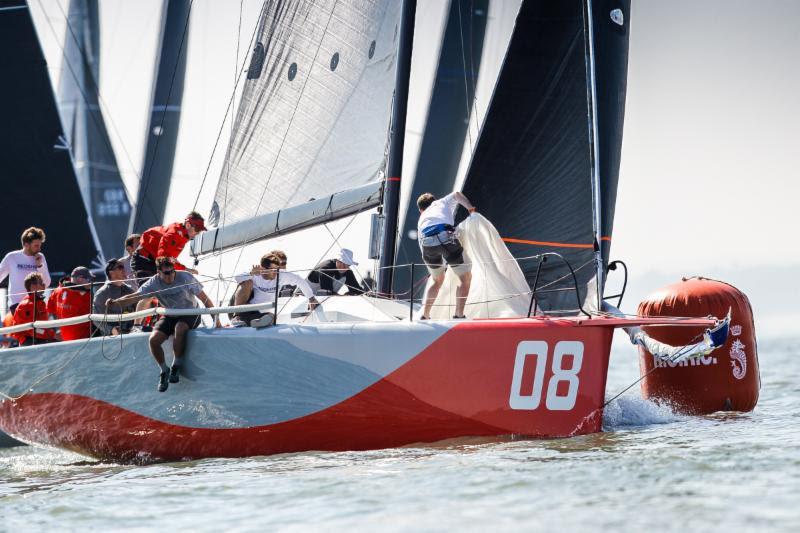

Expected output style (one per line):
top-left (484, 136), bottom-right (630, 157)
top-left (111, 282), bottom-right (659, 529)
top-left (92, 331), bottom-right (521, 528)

top-left (455, 271), bottom-right (472, 318)
top-left (172, 321), bottom-right (190, 360)
top-left (422, 273), bottom-right (445, 319)
top-left (148, 331), bottom-right (169, 367)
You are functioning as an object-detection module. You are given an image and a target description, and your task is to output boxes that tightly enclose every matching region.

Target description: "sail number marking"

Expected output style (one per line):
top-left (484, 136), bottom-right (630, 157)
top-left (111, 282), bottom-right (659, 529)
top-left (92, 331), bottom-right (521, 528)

top-left (509, 341), bottom-right (584, 411)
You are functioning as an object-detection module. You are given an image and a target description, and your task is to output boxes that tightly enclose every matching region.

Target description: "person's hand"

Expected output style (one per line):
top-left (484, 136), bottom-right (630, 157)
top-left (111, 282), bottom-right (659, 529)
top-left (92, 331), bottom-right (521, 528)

top-left (34, 253), bottom-right (43, 268)
top-left (214, 317), bottom-right (222, 328)
top-left (468, 207), bottom-right (477, 214)
top-left (308, 297), bottom-right (319, 311)
top-left (106, 298), bottom-right (115, 308)
top-left (249, 264), bottom-right (264, 276)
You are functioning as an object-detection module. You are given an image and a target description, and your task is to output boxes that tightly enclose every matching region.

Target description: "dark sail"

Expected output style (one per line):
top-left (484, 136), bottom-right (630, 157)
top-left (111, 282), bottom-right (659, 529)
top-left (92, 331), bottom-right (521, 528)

top-left (460, 0), bottom-right (629, 313)
top-left (58, 0), bottom-right (132, 261)
top-left (392, 0), bottom-right (489, 294)
top-left (130, 0), bottom-right (191, 233)
top-left (0, 0), bottom-right (99, 277)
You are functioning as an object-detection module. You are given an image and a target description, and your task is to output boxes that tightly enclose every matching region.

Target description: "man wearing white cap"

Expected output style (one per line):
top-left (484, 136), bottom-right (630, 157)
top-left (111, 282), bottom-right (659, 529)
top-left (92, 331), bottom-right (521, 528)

top-left (307, 248), bottom-right (366, 296)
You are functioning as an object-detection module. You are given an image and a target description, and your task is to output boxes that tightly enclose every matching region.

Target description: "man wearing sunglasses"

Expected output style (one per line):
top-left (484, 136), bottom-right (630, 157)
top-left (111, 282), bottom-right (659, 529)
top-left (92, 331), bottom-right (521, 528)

top-left (93, 258), bottom-right (136, 335)
top-left (108, 256), bottom-right (220, 392)
top-left (230, 251), bottom-right (317, 327)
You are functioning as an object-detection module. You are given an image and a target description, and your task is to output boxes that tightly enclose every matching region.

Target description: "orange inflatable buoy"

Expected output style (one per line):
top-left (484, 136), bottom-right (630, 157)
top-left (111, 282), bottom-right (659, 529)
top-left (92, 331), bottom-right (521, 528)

top-left (637, 277), bottom-right (760, 415)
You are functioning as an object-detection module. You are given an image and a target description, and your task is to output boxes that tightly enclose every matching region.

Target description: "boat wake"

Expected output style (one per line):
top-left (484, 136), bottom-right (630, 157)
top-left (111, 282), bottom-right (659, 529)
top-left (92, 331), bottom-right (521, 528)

top-left (602, 394), bottom-right (684, 430)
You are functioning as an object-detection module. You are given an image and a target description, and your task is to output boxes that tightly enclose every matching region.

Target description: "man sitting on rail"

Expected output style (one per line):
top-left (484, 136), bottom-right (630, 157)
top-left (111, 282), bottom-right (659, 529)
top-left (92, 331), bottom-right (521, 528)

top-left (11, 272), bottom-right (55, 346)
top-left (230, 251), bottom-right (317, 328)
top-left (417, 191), bottom-right (476, 320)
top-left (108, 257), bottom-right (220, 392)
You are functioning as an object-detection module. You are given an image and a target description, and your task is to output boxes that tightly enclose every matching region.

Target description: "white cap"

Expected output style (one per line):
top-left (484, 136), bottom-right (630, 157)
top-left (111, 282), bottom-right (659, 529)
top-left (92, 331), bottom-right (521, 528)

top-left (337, 248), bottom-right (358, 266)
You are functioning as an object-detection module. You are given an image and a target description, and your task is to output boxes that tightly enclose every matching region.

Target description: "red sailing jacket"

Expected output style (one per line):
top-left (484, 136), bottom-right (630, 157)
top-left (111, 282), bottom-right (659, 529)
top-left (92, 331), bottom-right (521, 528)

top-left (138, 222), bottom-right (190, 270)
top-left (47, 286), bottom-right (92, 341)
top-left (12, 293), bottom-right (55, 344)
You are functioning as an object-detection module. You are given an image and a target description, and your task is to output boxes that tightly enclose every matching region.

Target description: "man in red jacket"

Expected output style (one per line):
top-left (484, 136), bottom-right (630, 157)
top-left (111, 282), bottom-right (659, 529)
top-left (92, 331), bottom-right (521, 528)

top-left (47, 266), bottom-right (94, 341)
top-left (129, 211), bottom-right (207, 330)
top-left (130, 211), bottom-right (207, 282)
top-left (12, 272), bottom-right (56, 346)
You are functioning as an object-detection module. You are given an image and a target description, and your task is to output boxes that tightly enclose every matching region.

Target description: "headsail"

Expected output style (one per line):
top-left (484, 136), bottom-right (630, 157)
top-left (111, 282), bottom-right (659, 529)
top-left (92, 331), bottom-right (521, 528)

top-left (0, 0), bottom-right (99, 276)
top-left (197, 0), bottom-right (403, 255)
top-left (460, 0), bottom-right (630, 313)
top-left (57, 0), bottom-right (132, 261)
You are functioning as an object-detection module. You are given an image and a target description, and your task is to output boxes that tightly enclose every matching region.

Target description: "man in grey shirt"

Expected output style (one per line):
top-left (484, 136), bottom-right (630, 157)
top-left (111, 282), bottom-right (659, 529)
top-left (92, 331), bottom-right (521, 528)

top-left (93, 258), bottom-right (136, 335)
top-left (108, 257), bottom-right (220, 392)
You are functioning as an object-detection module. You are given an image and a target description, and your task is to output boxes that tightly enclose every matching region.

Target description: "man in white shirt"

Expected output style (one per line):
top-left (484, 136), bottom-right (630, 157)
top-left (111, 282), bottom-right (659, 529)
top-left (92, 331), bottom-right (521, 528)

top-left (0, 226), bottom-right (51, 313)
top-left (417, 191), bottom-right (476, 319)
top-left (231, 251), bottom-right (318, 327)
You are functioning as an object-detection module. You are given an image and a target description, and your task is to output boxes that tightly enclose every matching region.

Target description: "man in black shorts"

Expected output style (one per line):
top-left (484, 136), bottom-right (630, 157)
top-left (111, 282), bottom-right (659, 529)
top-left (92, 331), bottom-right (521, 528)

top-left (416, 191), bottom-right (476, 319)
top-left (108, 257), bottom-right (220, 392)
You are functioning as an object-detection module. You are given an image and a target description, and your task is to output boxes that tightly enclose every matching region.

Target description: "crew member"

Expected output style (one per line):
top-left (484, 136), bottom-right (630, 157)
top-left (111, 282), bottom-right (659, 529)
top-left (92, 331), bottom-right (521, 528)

top-left (47, 266), bottom-right (94, 341)
top-left (306, 248), bottom-right (365, 296)
top-left (0, 227), bottom-right (51, 313)
top-left (120, 233), bottom-right (141, 288)
top-left (12, 272), bottom-right (55, 346)
top-left (129, 212), bottom-right (207, 329)
top-left (93, 258), bottom-right (136, 336)
top-left (108, 257), bottom-right (220, 392)
top-left (231, 251), bottom-right (317, 327)
top-left (417, 191), bottom-right (476, 319)
top-left (130, 211), bottom-right (207, 280)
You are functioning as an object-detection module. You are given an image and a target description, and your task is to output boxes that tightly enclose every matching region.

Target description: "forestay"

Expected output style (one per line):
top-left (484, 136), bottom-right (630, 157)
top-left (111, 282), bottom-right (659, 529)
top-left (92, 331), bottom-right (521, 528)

top-left (198, 0), bottom-right (403, 255)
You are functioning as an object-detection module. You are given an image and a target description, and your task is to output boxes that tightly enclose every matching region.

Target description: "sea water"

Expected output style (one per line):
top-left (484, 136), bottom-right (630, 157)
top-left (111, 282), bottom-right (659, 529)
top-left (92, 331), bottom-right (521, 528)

top-left (1, 336), bottom-right (798, 531)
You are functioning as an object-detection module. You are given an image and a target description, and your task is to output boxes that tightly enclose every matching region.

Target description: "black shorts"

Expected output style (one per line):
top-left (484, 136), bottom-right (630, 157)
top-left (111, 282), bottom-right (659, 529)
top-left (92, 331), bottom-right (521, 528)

top-left (153, 315), bottom-right (201, 336)
top-left (130, 252), bottom-right (156, 281)
top-left (421, 238), bottom-right (468, 275)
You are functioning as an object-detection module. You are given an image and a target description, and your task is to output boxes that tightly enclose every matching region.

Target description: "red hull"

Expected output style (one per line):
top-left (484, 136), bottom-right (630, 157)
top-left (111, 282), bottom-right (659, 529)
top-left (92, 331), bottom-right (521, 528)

top-left (0, 319), bottom-right (623, 462)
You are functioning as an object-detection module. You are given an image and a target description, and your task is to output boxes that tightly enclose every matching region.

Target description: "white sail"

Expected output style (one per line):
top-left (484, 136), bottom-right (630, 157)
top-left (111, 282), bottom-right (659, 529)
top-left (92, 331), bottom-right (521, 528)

top-left (204, 0), bottom-right (403, 253)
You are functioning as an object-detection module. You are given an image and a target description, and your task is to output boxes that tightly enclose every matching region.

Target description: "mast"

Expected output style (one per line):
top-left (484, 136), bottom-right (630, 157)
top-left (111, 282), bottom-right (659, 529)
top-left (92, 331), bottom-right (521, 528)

top-left (129, 0), bottom-right (191, 233)
top-left (584, 0), bottom-right (604, 311)
top-left (377, 0), bottom-right (417, 297)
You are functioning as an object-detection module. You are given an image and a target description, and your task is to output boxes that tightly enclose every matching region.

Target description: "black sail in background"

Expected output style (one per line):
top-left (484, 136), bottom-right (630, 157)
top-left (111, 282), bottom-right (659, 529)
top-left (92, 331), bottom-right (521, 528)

top-left (392, 0), bottom-right (489, 294)
top-left (460, 0), bottom-right (629, 313)
top-left (130, 0), bottom-right (190, 233)
top-left (0, 0), bottom-right (99, 277)
top-left (58, 0), bottom-right (132, 261)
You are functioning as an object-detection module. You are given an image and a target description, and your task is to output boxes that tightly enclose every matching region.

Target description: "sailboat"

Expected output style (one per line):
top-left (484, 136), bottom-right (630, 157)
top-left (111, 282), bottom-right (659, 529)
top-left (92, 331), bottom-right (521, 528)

top-left (0, 0), bottom-right (755, 463)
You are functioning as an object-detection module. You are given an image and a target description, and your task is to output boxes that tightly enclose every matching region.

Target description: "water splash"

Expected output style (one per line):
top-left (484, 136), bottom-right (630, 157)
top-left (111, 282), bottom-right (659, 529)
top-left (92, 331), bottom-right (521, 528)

top-left (602, 394), bottom-right (683, 429)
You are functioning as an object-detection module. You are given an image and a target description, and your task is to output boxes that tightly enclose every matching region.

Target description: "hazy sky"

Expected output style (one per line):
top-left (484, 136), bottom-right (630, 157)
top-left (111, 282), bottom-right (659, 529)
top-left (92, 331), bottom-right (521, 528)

top-left (28, 0), bottom-right (800, 329)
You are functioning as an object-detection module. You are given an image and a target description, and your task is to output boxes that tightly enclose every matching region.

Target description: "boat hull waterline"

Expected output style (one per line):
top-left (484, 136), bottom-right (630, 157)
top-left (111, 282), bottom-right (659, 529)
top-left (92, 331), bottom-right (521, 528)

top-left (1, 318), bottom-right (645, 462)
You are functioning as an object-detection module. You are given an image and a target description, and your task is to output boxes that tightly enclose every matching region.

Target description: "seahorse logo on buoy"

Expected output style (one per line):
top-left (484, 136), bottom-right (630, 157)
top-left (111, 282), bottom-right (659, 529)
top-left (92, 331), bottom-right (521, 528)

top-left (729, 339), bottom-right (747, 380)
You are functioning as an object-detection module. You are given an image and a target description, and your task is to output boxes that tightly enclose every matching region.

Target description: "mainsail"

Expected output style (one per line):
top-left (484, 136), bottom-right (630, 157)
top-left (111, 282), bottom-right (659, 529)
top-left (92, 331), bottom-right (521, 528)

top-left (460, 0), bottom-right (630, 313)
top-left (57, 0), bottom-right (132, 261)
top-left (195, 0), bottom-right (403, 255)
top-left (0, 0), bottom-right (99, 276)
